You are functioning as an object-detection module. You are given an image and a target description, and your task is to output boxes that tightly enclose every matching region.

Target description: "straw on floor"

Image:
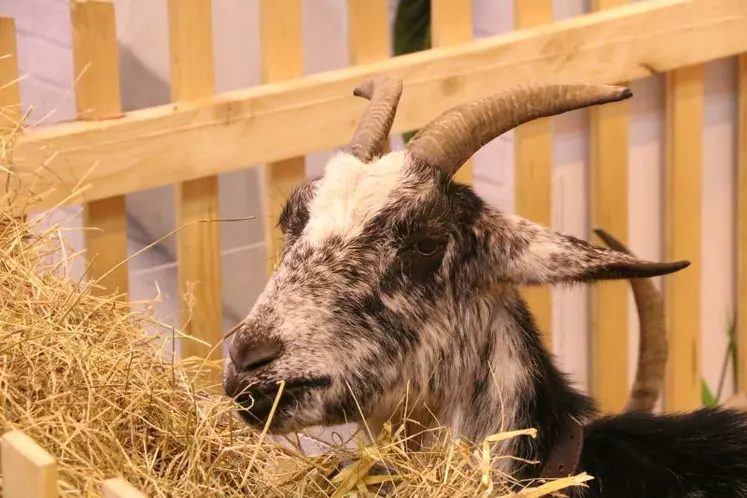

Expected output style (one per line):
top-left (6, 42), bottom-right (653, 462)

top-left (0, 120), bottom-right (592, 498)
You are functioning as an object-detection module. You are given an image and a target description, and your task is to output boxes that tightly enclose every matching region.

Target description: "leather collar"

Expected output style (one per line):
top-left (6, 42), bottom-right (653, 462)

top-left (539, 418), bottom-right (585, 479)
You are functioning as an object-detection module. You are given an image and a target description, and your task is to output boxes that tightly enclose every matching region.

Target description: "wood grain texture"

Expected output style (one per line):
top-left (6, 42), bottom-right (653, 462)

top-left (514, 0), bottom-right (554, 350)
top-left (0, 17), bottom-right (24, 219)
top-left (737, 54), bottom-right (747, 393)
top-left (260, 0), bottom-right (305, 276)
top-left (348, 0), bottom-right (391, 155)
top-left (0, 17), bottom-right (21, 132)
top-left (348, 0), bottom-right (390, 66)
top-left (431, 0), bottom-right (473, 185)
top-left (9, 0), bottom-right (747, 211)
top-left (589, 0), bottom-right (630, 413)
top-left (168, 0), bottom-right (223, 378)
top-left (1, 430), bottom-right (58, 498)
top-left (664, 63), bottom-right (703, 412)
top-left (71, 0), bottom-right (129, 302)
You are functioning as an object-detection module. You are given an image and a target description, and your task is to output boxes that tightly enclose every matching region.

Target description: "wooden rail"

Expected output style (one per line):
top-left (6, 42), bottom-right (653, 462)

top-left (0, 0), bottom-right (745, 419)
top-left (168, 0), bottom-right (223, 384)
top-left (589, 0), bottom-right (632, 413)
top-left (8, 0), bottom-right (747, 210)
top-left (514, 0), bottom-right (554, 351)
top-left (1, 430), bottom-right (146, 498)
top-left (71, 0), bottom-right (129, 303)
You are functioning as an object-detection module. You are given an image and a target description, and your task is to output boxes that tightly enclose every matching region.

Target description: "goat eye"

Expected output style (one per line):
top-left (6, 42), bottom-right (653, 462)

top-left (413, 238), bottom-right (443, 257)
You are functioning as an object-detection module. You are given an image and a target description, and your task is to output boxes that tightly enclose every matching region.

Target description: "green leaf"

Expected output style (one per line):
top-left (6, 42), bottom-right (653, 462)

top-left (702, 380), bottom-right (718, 407)
top-left (393, 0), bottom-right (431, 144)
top-left (393, 0), bottom-right (431, 56)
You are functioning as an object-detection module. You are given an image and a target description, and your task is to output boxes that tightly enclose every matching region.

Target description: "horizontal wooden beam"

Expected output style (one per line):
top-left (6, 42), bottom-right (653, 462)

top-left (8, 0), bottom-right (747, 210)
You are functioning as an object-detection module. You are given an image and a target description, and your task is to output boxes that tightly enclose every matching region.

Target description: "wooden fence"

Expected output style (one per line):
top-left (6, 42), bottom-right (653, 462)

top-left (0, 0), bottom-right (745, 417)
top-left (0, 430), bottom-right (145, 498)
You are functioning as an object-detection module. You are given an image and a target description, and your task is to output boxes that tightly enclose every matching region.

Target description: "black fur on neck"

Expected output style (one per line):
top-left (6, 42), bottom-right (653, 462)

top-left (503, 292), bottom-right (597, 483)
top-left (500, 291), bottom-right (747, 497)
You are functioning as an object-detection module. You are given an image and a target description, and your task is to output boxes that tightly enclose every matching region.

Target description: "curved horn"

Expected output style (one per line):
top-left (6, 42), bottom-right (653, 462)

top-left (406, 84), bottom-right (632, 177)
top-left (346, 75), bottom-right (403, 163)
top-left (594, 228), bottom-right (667, 414)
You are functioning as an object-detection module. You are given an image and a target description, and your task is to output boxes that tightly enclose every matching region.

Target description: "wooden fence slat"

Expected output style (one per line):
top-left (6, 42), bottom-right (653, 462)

top-left (9, 0), bottom-right (747, 212)
top-left (71, 0), bottom-right (129, 302)
top-left (589, 0), bottom-right (630, 413)
top-left (514, 0), bottom-right (554, 349)
top-left (664, 63), bottom-right (704, 412)
top-left (1, 431), bottom-right (58, 498)
top-left (0, 16), bottom-right (23, 224)
top-left (167, 0), bottom-right (223, 376)
top-left (102, 477), bottom-right (147, 498)
top-left (347, 0), bottom-right (389, 67)
top-left (0, 17), bottom-right (21, 133)
top-left (348, 0), bottom-right (390, 155)
top-left (737, 54), bottom-right (747, 392)
top-left (431, 0), bottom-right (473, 186)
top-left (260, 0), bottom-right (305, 276)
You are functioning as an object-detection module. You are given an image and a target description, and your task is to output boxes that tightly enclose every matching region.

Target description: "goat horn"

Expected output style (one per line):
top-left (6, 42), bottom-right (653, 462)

top-left (347, 75), bottom-right (403, 163)
top-left (405, 84), bottom-right (632, 177)
top-left (594, 228), bottom-right (667, 414)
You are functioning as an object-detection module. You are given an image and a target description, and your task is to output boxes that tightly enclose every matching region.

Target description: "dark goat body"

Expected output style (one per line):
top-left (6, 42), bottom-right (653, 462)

top-left (503, 294), bottom-right (747, 497)
top-left (222, 76), bottom-right (747, 497)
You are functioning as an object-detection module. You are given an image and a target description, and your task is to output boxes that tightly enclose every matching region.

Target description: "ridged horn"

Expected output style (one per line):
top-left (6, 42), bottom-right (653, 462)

top-left (346, 75), bottom-right (403, 163)
top-left (406, 84), bottom-right (633, 176)
top-left (594, 228), bottom-right (667, 414)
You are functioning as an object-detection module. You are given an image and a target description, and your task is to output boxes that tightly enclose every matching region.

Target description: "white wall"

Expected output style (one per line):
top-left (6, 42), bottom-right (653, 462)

top-left (0, 0), bottom-right (740, 405)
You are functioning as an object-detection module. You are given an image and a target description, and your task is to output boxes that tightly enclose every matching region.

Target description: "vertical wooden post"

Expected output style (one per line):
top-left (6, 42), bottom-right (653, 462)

top-left (348, 0), bottom-right (389, 67)
top-left (737, 55), bottom-right (747, 393)
top-left (589, 0), bottom-right (630, 413)
top-left (102, 477), bottom-right (147, 498)
top-left (513, 0), bottom-right (554, 349)
top-left (431, 0), bottom-right (473, 185)
top-left (260, 0), bottom-right (305, 276)
top-left (0, 17), bottom-right (21, 133)
top-left (0, 16), bottom-right (23, 223)
top-left (663, 64), bottom-right (703, 412)
top-left (348, 0), bottom-right (391, 154)
top-left (168, 0), bottom-right (223, 378)
top-left (1, 431), bottom-right (58, 498)
top-left (71, 0), bottom-right (129, 302)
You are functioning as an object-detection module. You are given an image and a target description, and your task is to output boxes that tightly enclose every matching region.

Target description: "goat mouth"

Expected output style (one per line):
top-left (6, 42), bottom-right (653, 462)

top-left (230, 376), bottom-right (332, 429)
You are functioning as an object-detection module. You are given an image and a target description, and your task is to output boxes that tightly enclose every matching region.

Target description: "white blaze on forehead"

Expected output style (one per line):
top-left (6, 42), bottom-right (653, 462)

top-left (304, 150), bottom-right (410, 245)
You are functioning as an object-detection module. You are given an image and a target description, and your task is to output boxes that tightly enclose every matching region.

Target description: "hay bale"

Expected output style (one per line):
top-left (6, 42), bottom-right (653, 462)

top-left (0, 147), bottom-right (591, 498)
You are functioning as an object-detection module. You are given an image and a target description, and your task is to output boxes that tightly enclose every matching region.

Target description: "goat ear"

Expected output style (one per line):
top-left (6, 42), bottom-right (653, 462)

top-left (491, 214), bottom-right (690, 285)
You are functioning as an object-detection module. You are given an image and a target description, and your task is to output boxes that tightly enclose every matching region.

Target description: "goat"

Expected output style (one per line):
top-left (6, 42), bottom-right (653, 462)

top-left (223, 75), bottom-right (747, 496)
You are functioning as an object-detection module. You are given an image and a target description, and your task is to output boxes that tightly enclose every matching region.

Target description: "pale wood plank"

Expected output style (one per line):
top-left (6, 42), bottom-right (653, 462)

top-left (260, 0), bottom-right (305, 276)
top-left (71, 0), bottom-right (129, 301)
top-left (431, 0), bottom-right (473, 185)
top-left (663, 64), bottom-right (703, 412)
top-left (589, 0), bottom-right (630, 413)
top-left (10, 0), bottom-right (747, 211)
top-left (514, 0), bottom-right (554, 350)
top-left (1, 430), bottom-right (58, 498)
top-left (348, 0), bottom-right (391, 155)
top-left (347, 0), bottom-right (390, 67)
top-left (737, 54), bottom-right (747, 392)
top-left (0, 17), bottom-right (21, 132)
top-left (167, 0), bottom-right (223, 377)
top-left (0, 17), bottom-right (24, 223)
top-left (101, 477), bottom-right (146, 498)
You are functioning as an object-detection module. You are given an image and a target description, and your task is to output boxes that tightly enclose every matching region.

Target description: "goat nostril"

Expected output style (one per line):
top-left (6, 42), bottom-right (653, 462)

top-left (230, 338), bottom-right (284, 373)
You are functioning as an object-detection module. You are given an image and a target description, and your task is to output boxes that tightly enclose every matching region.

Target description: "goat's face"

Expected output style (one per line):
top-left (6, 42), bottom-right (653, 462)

top-left (223, 78), bottom-right (690, 435)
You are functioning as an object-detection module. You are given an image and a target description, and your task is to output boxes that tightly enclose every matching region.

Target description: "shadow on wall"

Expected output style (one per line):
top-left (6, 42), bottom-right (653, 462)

top-left (117, 43), bottom-right (268, 342)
